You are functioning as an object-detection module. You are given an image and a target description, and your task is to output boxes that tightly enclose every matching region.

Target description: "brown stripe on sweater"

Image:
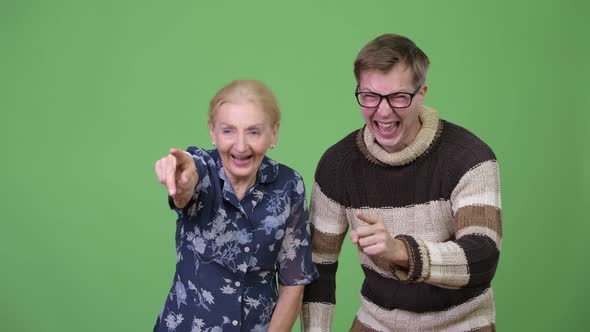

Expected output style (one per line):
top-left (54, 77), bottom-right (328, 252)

top-left (455, 205), bottom-right (502, 237)
top-left (356, 289), bottom-right (495, 331)
top-left (469, 324), bottom-right (496, 332)
top-left (310, 224), bottom-right (347, 263)
top-left (456, 234), bottom-right (500, 288)
top-left (303, 262), bottom-right (338, 304)
top-left (360, 265), bottom-right (486, 312)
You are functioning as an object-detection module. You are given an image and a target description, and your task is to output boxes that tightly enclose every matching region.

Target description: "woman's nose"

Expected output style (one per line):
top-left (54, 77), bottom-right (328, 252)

top-left (235, 134), bottom-right (248, 152)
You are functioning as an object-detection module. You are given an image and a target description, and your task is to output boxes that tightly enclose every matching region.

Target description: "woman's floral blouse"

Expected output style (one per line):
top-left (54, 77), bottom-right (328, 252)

top-left (154, 147), bottom-right (318, 332)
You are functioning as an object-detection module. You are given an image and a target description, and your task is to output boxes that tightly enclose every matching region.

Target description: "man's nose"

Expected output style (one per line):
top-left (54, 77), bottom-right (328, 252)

top-left (376, 98), bottom-right (394, 116)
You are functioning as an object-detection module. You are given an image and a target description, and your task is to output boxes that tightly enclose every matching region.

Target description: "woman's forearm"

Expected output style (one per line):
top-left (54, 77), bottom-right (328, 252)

top-left (268, 285), bottom-right (304, 332)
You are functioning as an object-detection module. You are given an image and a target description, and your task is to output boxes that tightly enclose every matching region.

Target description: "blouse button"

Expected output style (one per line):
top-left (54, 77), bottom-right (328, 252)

top-left (235, 281), bottom-right (241, 287)
top-left (244, 247), bottom-right (250, 253)
top-left (232, 320), bottom-right (238, 326)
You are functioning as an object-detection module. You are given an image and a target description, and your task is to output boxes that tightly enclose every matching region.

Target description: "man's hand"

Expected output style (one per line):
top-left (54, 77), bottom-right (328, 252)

top-left (350, 211), bottom-right (409, 268)
top-left (155, 148), bottom-right (198, 208)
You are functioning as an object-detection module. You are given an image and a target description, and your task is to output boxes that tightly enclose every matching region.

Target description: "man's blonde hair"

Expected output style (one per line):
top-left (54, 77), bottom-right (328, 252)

top-left (354, 34), bottom-right (430, 87)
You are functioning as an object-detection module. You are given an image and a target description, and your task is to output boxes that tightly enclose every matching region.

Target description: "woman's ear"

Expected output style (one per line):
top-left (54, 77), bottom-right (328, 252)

top-left (208, 122), bottom-right (215, 146)
top-left (271, 122), bottom-right (280, 147)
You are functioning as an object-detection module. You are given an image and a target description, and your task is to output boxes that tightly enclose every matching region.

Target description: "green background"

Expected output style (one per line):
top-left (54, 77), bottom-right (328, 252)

top-left (1, 0), bottom-right (588, 331)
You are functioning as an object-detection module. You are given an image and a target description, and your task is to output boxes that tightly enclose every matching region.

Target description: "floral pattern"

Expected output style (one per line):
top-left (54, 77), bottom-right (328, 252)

top-left (154, 148), bottom-right (318, 332)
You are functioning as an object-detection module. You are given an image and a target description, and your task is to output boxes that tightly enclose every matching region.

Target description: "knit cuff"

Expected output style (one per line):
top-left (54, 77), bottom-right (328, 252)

top-left (391, 235), bottom-right (430, 283)
top-left (301, 302), bottom-right (334, 332)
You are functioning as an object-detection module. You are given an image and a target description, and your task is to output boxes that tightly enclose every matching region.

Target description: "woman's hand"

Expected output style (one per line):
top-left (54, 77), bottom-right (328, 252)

top-left (350, 211), bottom-right (409, 268)
top-left (155, 148), bottom-right (198, 209)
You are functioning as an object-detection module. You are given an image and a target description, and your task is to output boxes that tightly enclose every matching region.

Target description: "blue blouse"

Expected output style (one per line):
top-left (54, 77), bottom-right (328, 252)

top-left (154, 147), bottom-right (318, 332)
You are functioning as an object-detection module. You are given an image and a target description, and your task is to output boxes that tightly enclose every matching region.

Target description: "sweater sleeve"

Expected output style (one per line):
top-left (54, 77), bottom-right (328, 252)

top-left (392, 160), bottom-right (502, 288)
top-left (301, 151), bottom-right (350, 332)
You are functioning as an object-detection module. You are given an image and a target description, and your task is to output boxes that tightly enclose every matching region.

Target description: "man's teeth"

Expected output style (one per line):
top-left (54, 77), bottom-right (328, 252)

top-left (378, 122), bottom-right (398, 130)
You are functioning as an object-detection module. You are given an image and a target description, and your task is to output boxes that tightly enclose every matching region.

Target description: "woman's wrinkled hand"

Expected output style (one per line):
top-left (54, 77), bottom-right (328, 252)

top-left (155, 148), bottom-right (198, 208)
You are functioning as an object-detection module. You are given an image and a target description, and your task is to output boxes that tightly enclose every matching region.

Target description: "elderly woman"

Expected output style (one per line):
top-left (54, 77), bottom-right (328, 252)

top-left (153, 80), bottom-right (318, 332)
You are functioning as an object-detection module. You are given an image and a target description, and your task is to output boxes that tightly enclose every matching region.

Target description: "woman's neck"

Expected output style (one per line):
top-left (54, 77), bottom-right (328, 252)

top-left (227, 174), bottom-right (257, 201)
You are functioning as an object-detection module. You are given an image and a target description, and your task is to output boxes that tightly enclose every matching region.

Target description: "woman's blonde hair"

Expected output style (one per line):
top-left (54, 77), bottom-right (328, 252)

top-left (209, 80), bottom-right (280, 125)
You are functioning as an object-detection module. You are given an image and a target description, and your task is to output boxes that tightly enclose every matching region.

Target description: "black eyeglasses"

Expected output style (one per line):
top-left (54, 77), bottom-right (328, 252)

top-left (355, 85), bottom-right (422, 109)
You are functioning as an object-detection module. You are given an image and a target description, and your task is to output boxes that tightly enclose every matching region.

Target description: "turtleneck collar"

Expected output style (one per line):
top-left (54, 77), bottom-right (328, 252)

top-left (357, 106), bottom-right (441, 166)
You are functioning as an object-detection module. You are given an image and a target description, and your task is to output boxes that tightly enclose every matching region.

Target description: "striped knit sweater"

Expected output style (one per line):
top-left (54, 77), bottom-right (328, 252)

top-left (301, 106), bottom-right (502, 332)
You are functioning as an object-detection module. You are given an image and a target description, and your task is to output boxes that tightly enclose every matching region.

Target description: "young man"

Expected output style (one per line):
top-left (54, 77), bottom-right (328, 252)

top-left (302, 34), bottom-right (502, 331)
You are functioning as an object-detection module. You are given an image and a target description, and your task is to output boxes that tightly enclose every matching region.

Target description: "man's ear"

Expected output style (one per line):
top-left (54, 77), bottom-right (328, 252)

top-left (419, 84), bottom-right (428, 98)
